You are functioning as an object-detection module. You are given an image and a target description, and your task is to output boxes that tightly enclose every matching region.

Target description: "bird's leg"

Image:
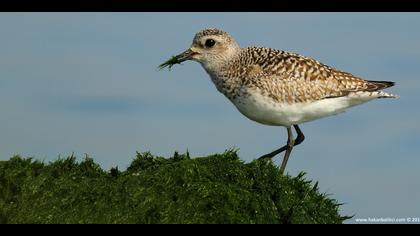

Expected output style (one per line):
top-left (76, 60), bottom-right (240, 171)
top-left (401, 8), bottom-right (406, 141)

top-left (258, 144), bottom-right (288, 160)
top-left (280, 127), bottom-right (295, 174)
top-left (258, 125), bottom-right (305, 160)
top-left (293, 124), bottom-right (305, 146)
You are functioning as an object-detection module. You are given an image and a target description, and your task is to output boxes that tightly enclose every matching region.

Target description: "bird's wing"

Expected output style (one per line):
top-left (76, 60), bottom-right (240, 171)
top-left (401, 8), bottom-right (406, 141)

top-left (239, 49), bottom-right (394, 103)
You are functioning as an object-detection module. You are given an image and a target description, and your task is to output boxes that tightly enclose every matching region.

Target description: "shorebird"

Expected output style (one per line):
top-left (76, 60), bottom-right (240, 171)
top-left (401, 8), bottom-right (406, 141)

top-left (159, 28), bottom-right (398, 173)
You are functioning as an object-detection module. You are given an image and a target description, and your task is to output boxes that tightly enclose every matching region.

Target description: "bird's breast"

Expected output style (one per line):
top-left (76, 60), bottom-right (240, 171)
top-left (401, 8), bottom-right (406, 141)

top-left (208, 74), bottom-right (242, 101)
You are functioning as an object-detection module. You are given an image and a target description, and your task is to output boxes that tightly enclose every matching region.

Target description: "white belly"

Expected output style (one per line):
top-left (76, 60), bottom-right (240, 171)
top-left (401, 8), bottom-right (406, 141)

top-left (231, 90), bottom-right (375, 127)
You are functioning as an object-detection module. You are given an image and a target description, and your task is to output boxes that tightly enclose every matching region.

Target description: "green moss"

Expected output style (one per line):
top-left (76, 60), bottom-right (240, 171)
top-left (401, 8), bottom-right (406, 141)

top-left (158, 55), bottom-right (183, 71)
top-left (0, 151), bottom-right (350, 224)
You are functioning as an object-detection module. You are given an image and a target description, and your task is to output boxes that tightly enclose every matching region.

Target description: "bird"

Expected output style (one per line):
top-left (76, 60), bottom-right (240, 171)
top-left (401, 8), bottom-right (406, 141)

top-left (159, 28), bottom-right (398, 173)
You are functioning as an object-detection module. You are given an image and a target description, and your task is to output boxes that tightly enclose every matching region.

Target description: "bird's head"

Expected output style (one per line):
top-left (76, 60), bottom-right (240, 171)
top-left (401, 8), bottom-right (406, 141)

top-left (159, 28), bottom-right (240, 73)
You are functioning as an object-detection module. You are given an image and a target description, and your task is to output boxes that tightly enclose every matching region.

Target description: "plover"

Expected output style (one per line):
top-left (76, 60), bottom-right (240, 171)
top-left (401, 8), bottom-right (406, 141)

top-left (160, 28), bottom-right (398, 173)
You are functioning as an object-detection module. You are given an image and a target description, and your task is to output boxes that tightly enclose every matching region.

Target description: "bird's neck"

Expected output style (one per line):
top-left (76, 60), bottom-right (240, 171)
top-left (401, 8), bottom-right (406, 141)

top-left (204, 53), bottom-right (245, 101)
top-left (200, 47), bottom-right (242, 75)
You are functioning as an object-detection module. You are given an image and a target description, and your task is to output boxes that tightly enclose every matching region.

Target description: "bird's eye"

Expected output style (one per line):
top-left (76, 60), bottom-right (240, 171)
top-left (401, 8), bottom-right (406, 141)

top-left (205, 39), bottom-right (216, 48)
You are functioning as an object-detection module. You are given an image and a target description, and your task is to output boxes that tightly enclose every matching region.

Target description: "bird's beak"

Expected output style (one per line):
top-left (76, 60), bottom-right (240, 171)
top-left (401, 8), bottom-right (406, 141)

top-left (158, 48), bottom-right (199, 71)
top-left (175, 48), bottom-right (198, 62)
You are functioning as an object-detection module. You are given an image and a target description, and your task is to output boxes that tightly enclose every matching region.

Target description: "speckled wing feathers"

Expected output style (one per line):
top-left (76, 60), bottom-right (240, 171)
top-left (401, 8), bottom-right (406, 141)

top-left (221, 47), bottom-right (395, 103)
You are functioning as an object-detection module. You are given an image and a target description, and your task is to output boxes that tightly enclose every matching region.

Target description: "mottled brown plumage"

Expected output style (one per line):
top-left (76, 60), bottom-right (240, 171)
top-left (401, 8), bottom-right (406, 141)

top-left (216, 47), bottom-right (396, 104)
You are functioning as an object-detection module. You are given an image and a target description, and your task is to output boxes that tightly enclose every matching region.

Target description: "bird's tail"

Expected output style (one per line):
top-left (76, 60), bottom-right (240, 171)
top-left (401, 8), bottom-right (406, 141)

top-left (366, 80), bottom-right (399, 99)
top-left (374, 91), bottom-right (400, 99)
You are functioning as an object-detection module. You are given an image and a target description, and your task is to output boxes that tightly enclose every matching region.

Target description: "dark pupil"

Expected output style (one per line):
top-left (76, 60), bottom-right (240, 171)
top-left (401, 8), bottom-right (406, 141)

top-left (205, 39), bottom-right (215, 47)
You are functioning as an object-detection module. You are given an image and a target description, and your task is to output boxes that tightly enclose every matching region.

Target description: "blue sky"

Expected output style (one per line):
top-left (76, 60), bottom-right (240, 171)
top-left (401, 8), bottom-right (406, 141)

top-left (1, 13), bottom-right (419, 223)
